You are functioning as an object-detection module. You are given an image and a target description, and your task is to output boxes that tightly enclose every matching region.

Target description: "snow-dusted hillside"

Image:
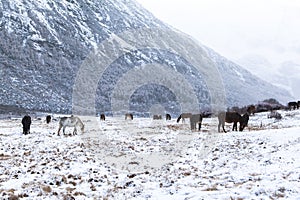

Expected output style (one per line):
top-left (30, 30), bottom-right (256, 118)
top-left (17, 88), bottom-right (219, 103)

top-left (236, 54), bottom-right (300, 98)
top-left (0, 110), bottom-right (300, 199)
top-left (0, 0), bottom-right (292, 116)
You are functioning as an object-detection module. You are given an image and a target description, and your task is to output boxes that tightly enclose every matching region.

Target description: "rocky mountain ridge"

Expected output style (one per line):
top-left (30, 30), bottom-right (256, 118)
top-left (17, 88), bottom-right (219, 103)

top-left (0, 0), bottom-right (292, 116)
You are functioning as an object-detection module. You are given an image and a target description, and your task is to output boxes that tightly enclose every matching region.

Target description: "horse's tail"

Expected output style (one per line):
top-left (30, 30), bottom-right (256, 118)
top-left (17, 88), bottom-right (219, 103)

top-left (176, 115), bottom-right (182, 123)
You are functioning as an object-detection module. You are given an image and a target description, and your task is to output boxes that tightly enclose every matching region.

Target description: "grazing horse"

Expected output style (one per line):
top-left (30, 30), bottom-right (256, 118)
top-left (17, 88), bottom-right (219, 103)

top-left (166, 114), bottom-right (171, 121)
top-left (125, 113), bottom-right (133, 120)
top-left (176, 113), bottom-right (192, 123)
top-left (100, 114), bottom-right (105, 121)
top-left (153, 115), bottom-right (162, 120)
top-left (46, 115), bottom-right (51, 124)
top-left (190, 114), bottom-right (203, 131)
top-left (22, 115), bottom-right (31, 135)
top-left (288, 101), bottom-right (298, 110)
top-left (57, 115), bottom-right (84, 136)
top-left (218, 112), bottom-right (249, 133)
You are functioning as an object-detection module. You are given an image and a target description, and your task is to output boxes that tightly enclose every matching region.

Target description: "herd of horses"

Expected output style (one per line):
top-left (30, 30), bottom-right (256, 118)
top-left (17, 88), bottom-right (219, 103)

top-left (18, 100), bottom-right (300, 136)
top-left (20, 110), bottom-right (250, 136)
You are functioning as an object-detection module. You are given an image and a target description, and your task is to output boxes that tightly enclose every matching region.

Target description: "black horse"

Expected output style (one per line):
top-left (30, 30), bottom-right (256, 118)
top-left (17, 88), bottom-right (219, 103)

top-left (166, 114), bottom-right (171, 120)
top-left (46, 115), bottom-right (51, 124)
top-left (22, 115), bottom-right (32, 135)
top-left (218, 112), bottom-right (249, 133)
top-left (125, 113), bottom-right (133, 120)
top-left (100, 114), bottom-right (105, 121)
top-left (288, 101), bottom-right (298, 110)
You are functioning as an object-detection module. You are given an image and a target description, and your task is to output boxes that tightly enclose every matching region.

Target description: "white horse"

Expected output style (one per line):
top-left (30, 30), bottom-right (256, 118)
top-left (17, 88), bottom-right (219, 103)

top-left (57, 115), bottom-right (84, 136)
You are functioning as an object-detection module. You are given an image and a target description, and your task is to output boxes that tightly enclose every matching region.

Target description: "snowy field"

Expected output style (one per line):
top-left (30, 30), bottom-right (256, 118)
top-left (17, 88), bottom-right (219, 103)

top-left (0, 110), bottom-right (300, 199)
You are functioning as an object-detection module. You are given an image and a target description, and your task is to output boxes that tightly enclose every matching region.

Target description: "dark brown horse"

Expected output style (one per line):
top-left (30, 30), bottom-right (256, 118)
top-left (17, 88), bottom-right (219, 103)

top-left (247, 105), bottom-right (256, 115)
top-left (218, 112), bottom-right (249, 133)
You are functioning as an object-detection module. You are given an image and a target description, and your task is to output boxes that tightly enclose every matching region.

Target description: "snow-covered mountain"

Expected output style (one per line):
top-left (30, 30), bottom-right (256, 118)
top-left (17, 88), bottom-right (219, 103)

top-left (0, 0), bottom-right (292, 116)
top-left (236, 54), bottom-right (300, 98)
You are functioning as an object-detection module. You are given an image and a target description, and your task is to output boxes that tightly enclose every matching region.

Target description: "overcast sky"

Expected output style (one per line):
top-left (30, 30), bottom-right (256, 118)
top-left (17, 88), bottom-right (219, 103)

top-left (136, 0), bottom-right (300, 99)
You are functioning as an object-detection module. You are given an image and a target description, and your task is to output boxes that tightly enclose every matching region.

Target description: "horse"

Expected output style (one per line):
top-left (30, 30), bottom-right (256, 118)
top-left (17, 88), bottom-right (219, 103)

top-left (288, 101), bottom-right (298, 110)
top-left (153, 115), bottom-right (162, 120)
top-left (218, 112), bottom-right (249, 133)
top-left (46, 115), bottom-right (51, 124)
top-left (22, 115), bottom-right (31, 135)
top-left (176, 113), bottom-right (192, 123)
top-left (57, 115), bottom-right (84, 136)
top-left (100, 114), bottom-right (105, 121)
top-left (166, 114), bottom-right (171, 120)
top-left (125, 113), bottom-right (133, 120)
top-left (247, 105), bottom-right (256, 115)
top-left (190, 114), bottom-right (203, 131)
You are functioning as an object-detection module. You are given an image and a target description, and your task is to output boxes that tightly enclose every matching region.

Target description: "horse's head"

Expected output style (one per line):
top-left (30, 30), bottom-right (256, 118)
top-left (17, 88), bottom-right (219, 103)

top-left (239, 113), bottom-right (249, 131)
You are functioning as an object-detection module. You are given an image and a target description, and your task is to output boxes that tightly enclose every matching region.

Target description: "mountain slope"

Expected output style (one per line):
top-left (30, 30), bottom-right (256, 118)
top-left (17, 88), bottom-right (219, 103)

top-left (0, 0), bottom-right (292, 116)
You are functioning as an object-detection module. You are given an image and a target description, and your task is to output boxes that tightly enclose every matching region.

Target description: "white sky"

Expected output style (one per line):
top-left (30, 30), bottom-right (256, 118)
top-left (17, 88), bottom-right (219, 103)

top-left (136, 0), bottom-right (300, 98)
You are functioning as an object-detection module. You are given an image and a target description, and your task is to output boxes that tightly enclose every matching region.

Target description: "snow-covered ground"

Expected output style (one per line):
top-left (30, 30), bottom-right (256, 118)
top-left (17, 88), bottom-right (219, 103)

top-left (0, 110), bottom-right (300, 199)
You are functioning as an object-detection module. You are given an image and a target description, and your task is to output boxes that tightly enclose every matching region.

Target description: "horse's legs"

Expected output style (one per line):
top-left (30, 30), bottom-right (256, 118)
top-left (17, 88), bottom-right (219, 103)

top-left (57, 124), bottom-right (62, 136)
top-left (222, 122), bottom-right (227, 133)
top-left (63, 126), bottom-right (66, 135)
top-left (190, 120), bottom-right (194, 130)
top-left (198, 122), bottom-right (201, 131)
top-left (233, 122), bottom-right (238, 131)
top-left (73, 127), bottom-right (77, 135)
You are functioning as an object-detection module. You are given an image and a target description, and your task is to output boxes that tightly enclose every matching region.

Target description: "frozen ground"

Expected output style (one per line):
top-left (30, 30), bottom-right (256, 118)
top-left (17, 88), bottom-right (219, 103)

top-left (0, 110), bottom-right (300, 199)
